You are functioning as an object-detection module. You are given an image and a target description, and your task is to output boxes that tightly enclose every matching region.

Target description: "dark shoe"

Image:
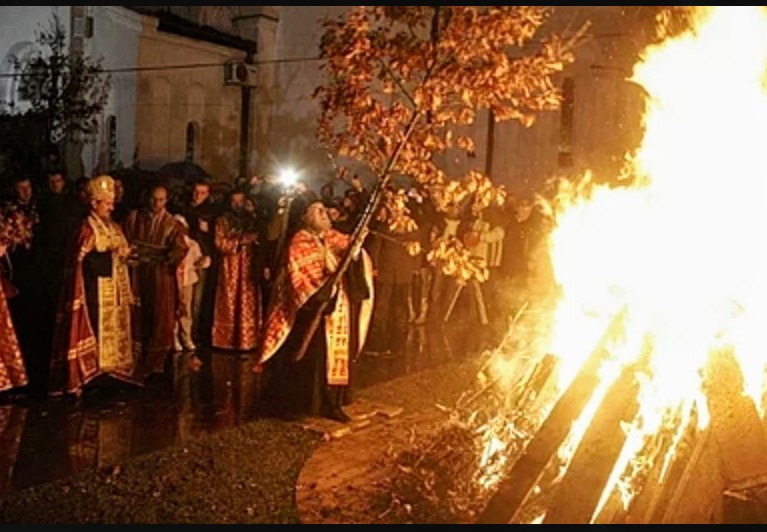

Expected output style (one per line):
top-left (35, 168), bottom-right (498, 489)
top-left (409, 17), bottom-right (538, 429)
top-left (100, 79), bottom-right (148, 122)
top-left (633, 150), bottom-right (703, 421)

top-left (324, 407), bottom-right (351, 424)
top-left (143, 373), bottom-right (167, 391)
top-left (281, 410), bottom-right (303, 422)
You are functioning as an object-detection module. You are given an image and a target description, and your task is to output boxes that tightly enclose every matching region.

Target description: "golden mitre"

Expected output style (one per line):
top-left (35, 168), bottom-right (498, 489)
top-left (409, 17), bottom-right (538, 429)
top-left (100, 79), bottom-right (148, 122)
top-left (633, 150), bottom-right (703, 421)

top-left (88, 175), bottom-right (116, 202)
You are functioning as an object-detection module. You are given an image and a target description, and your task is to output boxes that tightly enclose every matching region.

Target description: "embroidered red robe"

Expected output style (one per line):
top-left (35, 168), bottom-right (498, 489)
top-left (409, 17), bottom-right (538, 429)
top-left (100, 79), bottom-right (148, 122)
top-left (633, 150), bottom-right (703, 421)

top-left (211, 212), bottom-right (263, 351)
top-left (123, 209), bottom-right (188, 379)
top-left (258, 228), bottom-right (374, 387)
top-left (0, 270), bottom-right (27, 393)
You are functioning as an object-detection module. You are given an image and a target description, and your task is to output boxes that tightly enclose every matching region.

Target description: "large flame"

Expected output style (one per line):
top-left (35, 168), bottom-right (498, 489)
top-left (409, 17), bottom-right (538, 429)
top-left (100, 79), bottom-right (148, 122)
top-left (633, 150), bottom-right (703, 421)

top-left (498, 5), bottom-right (767, 521)
top-left (545, 5), bottom-right (767, 518)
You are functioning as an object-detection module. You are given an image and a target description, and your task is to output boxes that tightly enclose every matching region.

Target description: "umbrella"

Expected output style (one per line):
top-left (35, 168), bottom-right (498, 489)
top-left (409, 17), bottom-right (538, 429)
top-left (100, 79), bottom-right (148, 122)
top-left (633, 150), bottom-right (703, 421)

top-left (156, 161), bottom-right (215, 212)
top-left (110, 167), bottom-right (158, 211)
top-left (155, 161), bottom-right (212, 184)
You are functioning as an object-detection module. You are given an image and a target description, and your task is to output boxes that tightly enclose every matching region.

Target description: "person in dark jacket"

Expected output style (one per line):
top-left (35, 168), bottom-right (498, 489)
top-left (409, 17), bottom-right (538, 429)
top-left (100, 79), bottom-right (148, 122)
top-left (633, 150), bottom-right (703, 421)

top-left (183, 179), bottom-right (222, 347)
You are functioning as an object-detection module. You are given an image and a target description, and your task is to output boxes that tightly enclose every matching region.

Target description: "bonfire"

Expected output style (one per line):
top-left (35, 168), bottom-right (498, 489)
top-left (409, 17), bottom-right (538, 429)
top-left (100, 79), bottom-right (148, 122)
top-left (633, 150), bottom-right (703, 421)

top-left (386, 6), bottom-right (767, 525)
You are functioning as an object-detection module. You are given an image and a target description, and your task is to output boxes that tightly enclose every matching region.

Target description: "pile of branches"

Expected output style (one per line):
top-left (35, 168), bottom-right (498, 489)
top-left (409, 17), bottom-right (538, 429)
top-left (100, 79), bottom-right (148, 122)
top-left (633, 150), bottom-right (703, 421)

top-left (379, 390), bottom-right (535, 524)
top-left (377, 298), bottom-right (557, 524)
top-left (381, 420), bottom-right (488, 524)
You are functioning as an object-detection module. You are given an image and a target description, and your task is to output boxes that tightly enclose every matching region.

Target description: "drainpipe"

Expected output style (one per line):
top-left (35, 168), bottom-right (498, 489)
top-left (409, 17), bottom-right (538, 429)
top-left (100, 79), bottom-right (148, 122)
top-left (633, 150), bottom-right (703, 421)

top-left (239, 48), bottom-right (255, 181)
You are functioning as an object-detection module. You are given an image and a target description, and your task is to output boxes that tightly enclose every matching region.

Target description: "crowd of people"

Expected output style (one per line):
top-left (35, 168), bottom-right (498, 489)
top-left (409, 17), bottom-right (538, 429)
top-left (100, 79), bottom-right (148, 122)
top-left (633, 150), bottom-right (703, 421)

top-left (0, 165), bottom-right (551, 423)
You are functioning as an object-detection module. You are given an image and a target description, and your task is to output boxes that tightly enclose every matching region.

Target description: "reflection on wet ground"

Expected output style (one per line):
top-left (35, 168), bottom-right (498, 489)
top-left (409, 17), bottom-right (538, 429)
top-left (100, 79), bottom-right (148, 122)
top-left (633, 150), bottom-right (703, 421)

top-left (0, 319), bottom-right (501, 499)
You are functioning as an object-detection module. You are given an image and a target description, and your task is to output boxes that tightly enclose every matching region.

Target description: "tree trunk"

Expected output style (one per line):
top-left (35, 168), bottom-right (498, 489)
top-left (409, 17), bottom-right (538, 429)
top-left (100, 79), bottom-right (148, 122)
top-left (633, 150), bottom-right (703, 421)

top-left (63, 136), bottom-right (85, 181)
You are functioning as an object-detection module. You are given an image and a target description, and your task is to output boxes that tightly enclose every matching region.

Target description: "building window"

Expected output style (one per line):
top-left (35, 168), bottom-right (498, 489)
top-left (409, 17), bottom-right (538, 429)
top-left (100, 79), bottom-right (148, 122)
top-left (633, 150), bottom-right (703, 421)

top-left (185, 122), bottom-right (200, 163)
top-left (17, 57), bottom-right (47, 104)
top-left (2, 43), bottom-right (38, 112)
top-left (107, 115), bottom-right (118, 169)
top-left (558, 78), bottom-right (575, 168)
top-left (85, 15), bottom-right (95, 39)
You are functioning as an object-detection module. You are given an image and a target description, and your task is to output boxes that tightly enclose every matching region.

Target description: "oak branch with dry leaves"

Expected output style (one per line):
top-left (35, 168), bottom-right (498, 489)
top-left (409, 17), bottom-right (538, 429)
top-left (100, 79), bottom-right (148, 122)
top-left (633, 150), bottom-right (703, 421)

top-left (315, 6), bottom-right (589, 282)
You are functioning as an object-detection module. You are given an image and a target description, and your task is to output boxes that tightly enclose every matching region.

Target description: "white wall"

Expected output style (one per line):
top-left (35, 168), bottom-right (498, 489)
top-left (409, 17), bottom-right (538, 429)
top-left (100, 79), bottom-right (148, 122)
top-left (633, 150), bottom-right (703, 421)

top-left (271, 6), bottom-right (350, 188)
top-left (82, 6), bottom-right (142, 175)
top-left (0, 6), bottom-right (142, 178)
top-left (268, 6), bottom-right (649, 198)
top-left (0, 6), bottom-right (71, 113)
top-left (491, 6), bottom-right (648, 198)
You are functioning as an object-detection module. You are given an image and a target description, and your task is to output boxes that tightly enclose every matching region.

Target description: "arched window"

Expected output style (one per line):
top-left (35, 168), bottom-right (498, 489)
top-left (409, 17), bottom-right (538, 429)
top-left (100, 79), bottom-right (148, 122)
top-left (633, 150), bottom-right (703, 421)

top-left (185, 122), bottom-right (200, 163)
top-left (558, 78), bottom-right (575, 168)
top-left (107, 115), bottom-right (118, 169)
top-left (0, 42), bottom-right (35, 112)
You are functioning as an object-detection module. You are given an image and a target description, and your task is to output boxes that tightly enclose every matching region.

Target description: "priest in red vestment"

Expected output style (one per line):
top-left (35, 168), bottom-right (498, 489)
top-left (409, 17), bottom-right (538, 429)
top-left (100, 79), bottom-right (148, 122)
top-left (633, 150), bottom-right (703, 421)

top-left (123, 184), bottom-right (188, 382)
top-left (0, 243), bottom-right (28, 395)
top-left (49, 175), bottom-right (137, 397)
top-left (211, 189), bottom-right (264, 352)
top-left (256, 195), bottom-right (374, 423)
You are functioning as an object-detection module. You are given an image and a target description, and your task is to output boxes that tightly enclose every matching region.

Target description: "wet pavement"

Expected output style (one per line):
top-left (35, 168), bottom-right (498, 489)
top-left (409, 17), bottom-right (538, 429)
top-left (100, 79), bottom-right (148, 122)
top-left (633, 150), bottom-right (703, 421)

top-left (0, 319), bottom-right (502, 499)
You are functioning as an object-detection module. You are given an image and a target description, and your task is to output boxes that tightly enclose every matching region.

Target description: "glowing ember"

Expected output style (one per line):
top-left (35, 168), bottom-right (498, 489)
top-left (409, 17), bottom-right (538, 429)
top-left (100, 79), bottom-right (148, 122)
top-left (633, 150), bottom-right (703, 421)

top-left (481, 5), bottom-right (767, 523)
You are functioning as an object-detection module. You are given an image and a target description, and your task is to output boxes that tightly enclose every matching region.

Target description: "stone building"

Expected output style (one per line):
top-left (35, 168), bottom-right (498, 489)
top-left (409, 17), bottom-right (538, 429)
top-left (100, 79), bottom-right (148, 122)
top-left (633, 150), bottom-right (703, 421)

top-left (485, 6), bottom-right (653, 195)
top-left (129, 6), bottom-right (655, 192)
top-left (0, 6), bottom-right (279, 182)
top-left (128, 6), bottom-right (278, 181)
top-left (0, 6), bottom-right (660, 193)
top-left (269, 6), bottom-right (657, 196)
top-left (0, 6), bottom-right (143, 180)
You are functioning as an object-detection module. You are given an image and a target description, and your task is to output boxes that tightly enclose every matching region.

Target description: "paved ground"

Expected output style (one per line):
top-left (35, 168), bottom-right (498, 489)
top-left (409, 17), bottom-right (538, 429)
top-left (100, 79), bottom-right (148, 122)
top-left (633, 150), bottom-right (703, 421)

top-left (0, 314), bottom-right (500, 498)
top-left (0, 315), bottom-right (498, 524)
top-left (0, 353), bottom-right (482, 524)
top-left (295, 357), bottom-right (482, 524)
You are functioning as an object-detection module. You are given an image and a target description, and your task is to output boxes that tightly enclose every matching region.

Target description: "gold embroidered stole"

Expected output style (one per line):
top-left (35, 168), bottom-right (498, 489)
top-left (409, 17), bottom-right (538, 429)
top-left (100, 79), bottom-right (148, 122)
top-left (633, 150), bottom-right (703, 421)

top-left (87, 215), bottom-right (134, 378)
top-left (319, 235), bottom-right (352, 387)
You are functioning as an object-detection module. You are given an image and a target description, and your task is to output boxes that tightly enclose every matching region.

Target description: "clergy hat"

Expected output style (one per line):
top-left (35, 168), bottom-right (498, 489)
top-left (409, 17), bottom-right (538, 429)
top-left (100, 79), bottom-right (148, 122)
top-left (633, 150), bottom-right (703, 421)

top-left (88, 175), bottom-right (116, 202)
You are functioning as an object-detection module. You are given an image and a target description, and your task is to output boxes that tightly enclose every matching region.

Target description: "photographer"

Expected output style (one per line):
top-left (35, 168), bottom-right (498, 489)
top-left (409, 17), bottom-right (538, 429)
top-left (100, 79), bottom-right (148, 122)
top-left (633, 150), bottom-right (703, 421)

top-left (264, 171), bottom-right (312, 272)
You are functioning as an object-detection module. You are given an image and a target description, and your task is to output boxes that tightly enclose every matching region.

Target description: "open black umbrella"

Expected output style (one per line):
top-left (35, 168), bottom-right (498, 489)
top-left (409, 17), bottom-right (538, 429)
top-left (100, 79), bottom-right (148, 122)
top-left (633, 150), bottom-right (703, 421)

top-left (110, 167), bottom-right (158, 212)
top-left (155, 161), bottom-right (212, 184)
top-left (155, 161), bottom-right (214, 213)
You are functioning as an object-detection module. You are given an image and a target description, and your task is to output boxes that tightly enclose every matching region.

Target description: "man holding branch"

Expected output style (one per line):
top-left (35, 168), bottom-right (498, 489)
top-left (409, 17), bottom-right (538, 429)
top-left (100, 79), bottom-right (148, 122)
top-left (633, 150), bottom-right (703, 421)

top-left (256, 195), bottom-right (374, 423)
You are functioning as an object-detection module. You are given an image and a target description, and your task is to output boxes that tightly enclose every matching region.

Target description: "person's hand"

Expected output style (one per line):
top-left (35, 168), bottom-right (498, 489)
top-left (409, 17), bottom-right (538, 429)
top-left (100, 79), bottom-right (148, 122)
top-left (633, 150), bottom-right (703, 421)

top-left (199, 220), bottom-right (210, 233)
top-left (241, 233), bottom-right (258, 246)
top-left (352, 228), bottom-right (369, 260)
top-left (115, 245), bottom-right (133, 260)
top-left (196, 256), bottom-right (212, 270)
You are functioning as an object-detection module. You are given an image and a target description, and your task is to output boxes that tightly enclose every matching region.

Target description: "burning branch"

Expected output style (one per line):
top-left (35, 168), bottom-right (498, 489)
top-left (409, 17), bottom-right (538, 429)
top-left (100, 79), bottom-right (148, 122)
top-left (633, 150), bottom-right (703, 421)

top-left (478, 307), bottom-right (628, 524)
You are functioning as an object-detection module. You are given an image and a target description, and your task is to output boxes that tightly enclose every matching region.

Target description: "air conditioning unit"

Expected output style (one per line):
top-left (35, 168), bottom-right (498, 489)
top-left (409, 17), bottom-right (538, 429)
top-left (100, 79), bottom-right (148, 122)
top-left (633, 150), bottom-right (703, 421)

top-left (224, 60), bottom-right (258, 88)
